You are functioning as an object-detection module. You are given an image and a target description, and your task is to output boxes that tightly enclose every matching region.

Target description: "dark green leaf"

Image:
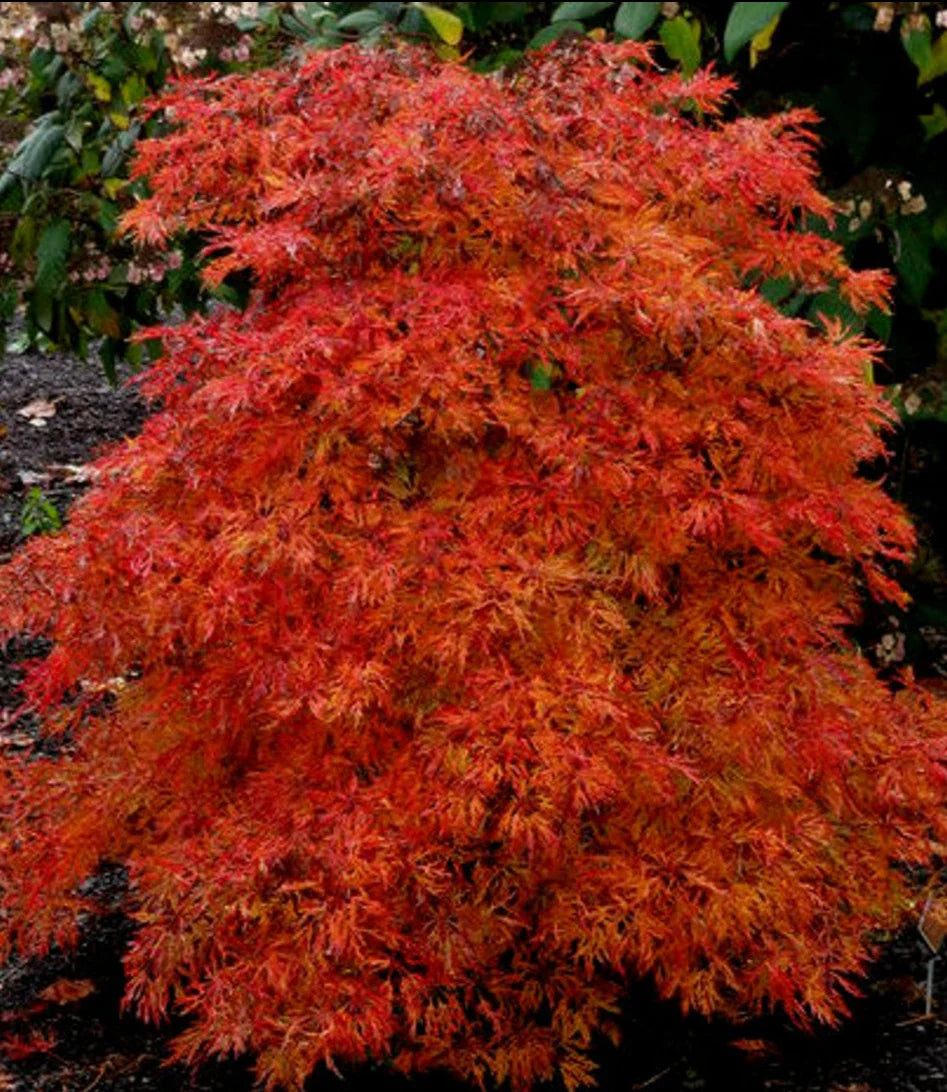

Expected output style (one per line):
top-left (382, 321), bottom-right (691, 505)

top-left (530, 364), bottom-right (553, 390)
top-left (64, 116), bottom-right (87, 154)
top-left (866, 305), bottom-right (892, 343)
top-left (101, 338), bottom-right (119, 385)
top-left (895, 218), bottom-right (934, 305)
top-left (807, 289), bottom-right (864, 335)
top-left (466, 2), bottom-right (527, 27)
top-left (614, 2), bottom-right (660, 40)
top-left (97, 198), bottom-right (120, 235)
top-left (56, 71), bottom-right (81, 111)
top-left (85, 288), bottom-right (121, 338)
top-left (552, 2), bottom-right (614, 22)
top-left (0, 120), bottom-right (65, 196)
top-left (0, 285), bottom-right (15, 322)
top-left (35, 219), bottom-right (71, 298)
top-left (31, 287), bottom-right (54, 334)
top-left (723, 1), bottom-right (788, 63)
top-left (528, 21), bottom-right (585, 48)
top-left (759, 275), bottom-right (793, 306)
top-left (121, 73), bottom-right (148, 107)
top-left (335, 9), bottom-right (387, 33)
top-left (101, 123), bottom-right (139, 177)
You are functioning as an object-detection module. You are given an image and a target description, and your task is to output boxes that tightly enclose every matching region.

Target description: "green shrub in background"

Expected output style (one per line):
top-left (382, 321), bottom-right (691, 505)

top-left (0, 1), bottom-right (475, 376)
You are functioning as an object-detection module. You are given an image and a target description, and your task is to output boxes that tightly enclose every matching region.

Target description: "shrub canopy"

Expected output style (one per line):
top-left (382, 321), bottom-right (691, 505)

top-left (2, 40), bottom-right (947, 1092)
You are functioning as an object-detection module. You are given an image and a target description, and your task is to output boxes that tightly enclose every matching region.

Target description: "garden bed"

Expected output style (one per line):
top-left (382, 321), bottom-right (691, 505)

top-left (0, 347), bottom-right (946, 1091)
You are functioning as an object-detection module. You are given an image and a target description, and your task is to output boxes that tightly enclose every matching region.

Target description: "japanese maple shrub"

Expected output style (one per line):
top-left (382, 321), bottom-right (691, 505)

top-left (1, 39), bottom-right (946, 1091)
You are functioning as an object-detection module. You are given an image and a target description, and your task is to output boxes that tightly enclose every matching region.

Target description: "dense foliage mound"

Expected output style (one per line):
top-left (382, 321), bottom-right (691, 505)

top-left (2, 40), bottom-right (947, 1091)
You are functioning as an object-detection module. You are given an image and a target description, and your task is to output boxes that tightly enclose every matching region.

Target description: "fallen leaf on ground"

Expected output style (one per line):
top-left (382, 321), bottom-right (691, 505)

top-left (16, 469), bottom-right (51, 487)
top-left (38, 978), bottom-right (96, 1005)
top-left (46, 462), bottom-right (94, 483)
top-left (16, 398), bottom-right (58, 422)
top-left (0, 1029), bottom-right (58, 1060)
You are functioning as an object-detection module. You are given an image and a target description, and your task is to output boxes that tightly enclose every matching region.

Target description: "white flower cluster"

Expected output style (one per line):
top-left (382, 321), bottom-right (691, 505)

top-left (0, 2), bottom-right (305, 76)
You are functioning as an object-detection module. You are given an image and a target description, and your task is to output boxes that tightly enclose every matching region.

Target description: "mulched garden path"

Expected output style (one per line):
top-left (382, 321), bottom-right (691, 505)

top-left (1, 346), bottom-right (947, 1091)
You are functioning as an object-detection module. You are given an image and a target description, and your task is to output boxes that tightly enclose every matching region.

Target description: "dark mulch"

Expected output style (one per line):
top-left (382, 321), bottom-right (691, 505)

top-left (1, 346), bottom-right (946, 1092)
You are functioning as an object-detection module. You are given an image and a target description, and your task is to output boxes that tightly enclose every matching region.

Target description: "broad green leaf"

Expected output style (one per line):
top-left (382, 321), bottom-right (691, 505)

top-left (56, 71), bottom-right (81, 111)
top-left (660, 17), bottom-right (701, 77)
top-left (98, 198), bottom-right (120, 234)
top-left (807, 290), bottom-right (863, 336)
top-left (100, 338), bottom-right (119, 385)
top-left (101, 54), bottom-right (130, 85)
top-left (64, 117), bottom-right (88, 154)
top-left (101, 124), bottom-right (139, 177)
top-left (35, 219), bottom-right (71, 298)
top-left (528, 21), bottom-right (585, 49)
top-left (121, 73), bottom-right (149, 106)
top-left (464, 2), bottom-right (527, 28)
top-left (335, 9), bottom-right (387, 33)
top-left (759, 275), bottom-right (793, 306)
top-left (919, 31), bottom-right (947, 84)
top-left (552, 2), bottom-right (614, 23)
top-left (132, 43), bottom-right (159, 75)
top-left (723, 1), bottom-right (788, 63)
top-left (0, 121), bottom-right (65, 197)
top-left (614, 2), bottom-right (660, 40)
top-left (902, 21), bottom-right (932, 71)
top-left (79, 144), bottom-right (101, 178)
top-left (414, 3), bottom-right (464, 44)
top-left (31, 287), bottom-right (54, 334)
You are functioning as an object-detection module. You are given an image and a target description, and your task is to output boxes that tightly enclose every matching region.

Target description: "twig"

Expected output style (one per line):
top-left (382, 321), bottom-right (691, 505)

top-left (632, 1065), bottom-right (673, 1090)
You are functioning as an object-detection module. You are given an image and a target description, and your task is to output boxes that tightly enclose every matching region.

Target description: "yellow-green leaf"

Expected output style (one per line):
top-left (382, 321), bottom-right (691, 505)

top-left (920, 103), bottom-right (947, 140)
top-left (660, 16), bottom-right (701, 77)
top-left (919, 31), bottom-right (947, 85)
top-left (87, 73), bottom-right (111, 103)
top-left (108, 111), bottom-right (130, 131)
top-left (432, 41), bottom-right (461, 61)
top-left (749, 12), bottom-right (781, 68)
top-left (103, 177), bottom-right (127, 198)
top-left (414, 3), bottom-right (463, 45)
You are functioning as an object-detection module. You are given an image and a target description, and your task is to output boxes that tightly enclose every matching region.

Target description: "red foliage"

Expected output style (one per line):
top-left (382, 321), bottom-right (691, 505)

top-left (2, 40), bottom-right (947, 1090)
